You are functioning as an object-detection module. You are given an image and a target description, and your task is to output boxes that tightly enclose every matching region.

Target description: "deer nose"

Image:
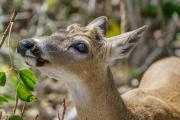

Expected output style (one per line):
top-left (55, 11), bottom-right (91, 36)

top-left (17, 39), bottom-right (36, 56)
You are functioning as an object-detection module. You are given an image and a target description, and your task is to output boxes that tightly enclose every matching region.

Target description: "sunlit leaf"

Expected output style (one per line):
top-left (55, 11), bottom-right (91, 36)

top-left (0, 72), bottom-right (6, 86)
top-left (19, 69), bottom-right (36, 91)
top-left (106, 20), bottom-right (121, 37)
top-left (17, 83), bottom-right (36, 102)
top-left (8, 115), bottom-right (23, 120)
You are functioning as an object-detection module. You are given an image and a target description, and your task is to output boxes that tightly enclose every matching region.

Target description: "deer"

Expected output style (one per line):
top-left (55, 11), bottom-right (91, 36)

top-left (17, 16), bottom-right (180, 120)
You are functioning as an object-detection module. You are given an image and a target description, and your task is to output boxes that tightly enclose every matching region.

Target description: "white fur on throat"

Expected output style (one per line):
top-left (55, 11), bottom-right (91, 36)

top-left (38, 67), bottom-right (91, 107)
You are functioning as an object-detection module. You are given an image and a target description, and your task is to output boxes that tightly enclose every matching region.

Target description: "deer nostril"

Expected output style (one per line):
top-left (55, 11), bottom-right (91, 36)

top-left (31, 46), bottom-right (41, 57)
top-left (17, 39), bottom-right (35, 56)
top-left (23, 41), bottom-right (34, 49)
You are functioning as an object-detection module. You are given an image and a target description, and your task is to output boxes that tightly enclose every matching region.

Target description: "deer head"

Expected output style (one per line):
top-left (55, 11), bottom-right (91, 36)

top-left (17, 16), bottom-right (146, 78)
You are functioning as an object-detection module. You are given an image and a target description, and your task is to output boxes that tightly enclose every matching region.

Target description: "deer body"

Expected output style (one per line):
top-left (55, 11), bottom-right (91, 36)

top-left (17, 16), bottom-right (180, 120)
top-left (123, 57), bottom-right (180, 120)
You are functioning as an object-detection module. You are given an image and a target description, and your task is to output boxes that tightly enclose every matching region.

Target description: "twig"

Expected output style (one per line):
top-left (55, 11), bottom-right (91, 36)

top-left (13, 95), bottom-right (19, 115)
top-left (0, 10), bottom-right (17, 48)
top-left (21, 102), bottom-right (27, 117)
top-left (34, 114), bottom-right (39, 120)
top-left (7, 17), bottom-right (15, 69)
top-left (58, 97), bottom-right (67, 120)
top-left (61, 97), bottom-right (67, 120)
top-left (58, 110), bottom-right (61, 120)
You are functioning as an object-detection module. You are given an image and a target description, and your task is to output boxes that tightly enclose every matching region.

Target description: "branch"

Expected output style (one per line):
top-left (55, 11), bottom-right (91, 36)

top-left (0, 10), bottom-right (17, 48)
top-left (21, 102), bottom-right (27, 117)
top-left (120, 0), bottom-right (128, 33)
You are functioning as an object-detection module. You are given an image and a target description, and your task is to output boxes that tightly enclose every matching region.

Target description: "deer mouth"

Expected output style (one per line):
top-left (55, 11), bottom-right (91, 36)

top-left (23, 55), bottom-right (49, 67)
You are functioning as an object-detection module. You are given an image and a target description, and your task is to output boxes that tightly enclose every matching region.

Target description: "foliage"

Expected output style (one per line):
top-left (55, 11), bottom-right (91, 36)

top-left (19, 69), bottom-right (36, 91)
top-left (142, 0), bottom-right (180, 19)
top-left (0, 96), bottom-right (8, 104)
top-left (17, 83), bottom-right (36, 102)
top-left (162, 0), bottom-right (180, 19)
top-left (142, 6), bottom-right (158, 18)
top-left (0, 68), bottom-right (37, 119)
top-left (8, 115), bottom-right (23, 120)
top-left (0, 72), bottom-right (6, 86)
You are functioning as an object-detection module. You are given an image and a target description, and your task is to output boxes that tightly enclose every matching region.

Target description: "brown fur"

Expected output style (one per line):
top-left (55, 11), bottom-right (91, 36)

top-left (65, 57), bottom-right (180, 120)
top-left (122, 57), bottom-right (180, 120)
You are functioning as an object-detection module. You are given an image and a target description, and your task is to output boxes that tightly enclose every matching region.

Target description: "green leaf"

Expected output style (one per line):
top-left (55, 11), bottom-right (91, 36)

top-left (131, 68), bottom-right (141, 78)
top-left (8, 115), bottom-right (23, 120)
top-left (2, 95), bottom-right (16, 105)
top-left (162, 0), bottom-right (177, 19)
top-left (175, 4), bottom-right (180, 16)
top-left (0, 96), bottom-right (8, 104)
top-left (0, 72), bottom-right (6, 86)
top-left (19, 69), bottom-right (36, 91)
top-left (142, 6), bottom-right (157, 18)
top-left (17, 83), bottom-right (36, 102)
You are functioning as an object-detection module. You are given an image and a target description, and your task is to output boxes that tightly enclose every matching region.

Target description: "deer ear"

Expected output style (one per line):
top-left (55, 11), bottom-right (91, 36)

top-left (106, 26), bottom-right (147, 63)
top-left (86, 16), bottom-right (108, 35)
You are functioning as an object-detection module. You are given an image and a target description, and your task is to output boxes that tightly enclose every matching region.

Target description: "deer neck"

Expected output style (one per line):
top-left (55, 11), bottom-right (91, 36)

top-left (65, 62), bottom-right (133, 120)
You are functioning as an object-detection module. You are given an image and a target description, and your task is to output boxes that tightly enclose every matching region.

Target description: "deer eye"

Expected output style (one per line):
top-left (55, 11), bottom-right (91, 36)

top-left (73, 42), bottom-right (88, 54)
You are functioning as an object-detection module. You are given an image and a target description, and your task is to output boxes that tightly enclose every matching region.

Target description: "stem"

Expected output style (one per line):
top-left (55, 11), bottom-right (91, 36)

top-left (13, 95), bottom-right (19, 115)
top-left (61, 97), bottom-right (67, 120)
top-left (58, 110), bottom-right (61, 120)
top-left (21, 102), bottom-right (27, 117)
top-left (34, 114), bottom-right (39, 120)
top-left (0, 10), bottom-right (17, 48)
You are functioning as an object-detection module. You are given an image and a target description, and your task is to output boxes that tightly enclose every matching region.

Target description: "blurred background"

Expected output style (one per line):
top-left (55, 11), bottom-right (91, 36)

top-left (0, 0), bottom-right (180, 120)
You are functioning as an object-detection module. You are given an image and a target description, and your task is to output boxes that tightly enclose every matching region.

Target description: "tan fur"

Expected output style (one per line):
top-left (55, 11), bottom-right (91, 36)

top-left (17, 16), bottom-right (180, 120)
top-left (64, 57), bottom-right (180, 120)
top-left (122, 57), bottom-right (180, 120)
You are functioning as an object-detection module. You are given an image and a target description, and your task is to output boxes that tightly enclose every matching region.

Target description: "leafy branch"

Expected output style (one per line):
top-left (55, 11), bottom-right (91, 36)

top-left (0, 10), bottom-right (38, 120)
